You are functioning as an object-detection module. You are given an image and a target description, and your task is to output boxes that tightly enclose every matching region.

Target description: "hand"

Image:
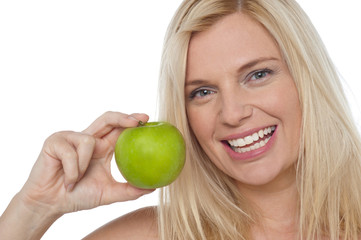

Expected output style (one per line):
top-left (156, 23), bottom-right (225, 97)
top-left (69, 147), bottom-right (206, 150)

top-left (20, 111), bottom-right (154, 215)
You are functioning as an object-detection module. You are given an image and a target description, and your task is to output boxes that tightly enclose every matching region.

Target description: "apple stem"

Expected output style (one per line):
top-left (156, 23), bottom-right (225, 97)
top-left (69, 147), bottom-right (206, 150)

top-left (138, 121), bottom-right (145, 126)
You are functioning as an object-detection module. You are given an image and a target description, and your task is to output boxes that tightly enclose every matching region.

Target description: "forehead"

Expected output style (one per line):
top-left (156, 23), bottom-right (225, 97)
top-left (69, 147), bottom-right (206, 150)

top-left (186, 12), bottom-right (282, 78)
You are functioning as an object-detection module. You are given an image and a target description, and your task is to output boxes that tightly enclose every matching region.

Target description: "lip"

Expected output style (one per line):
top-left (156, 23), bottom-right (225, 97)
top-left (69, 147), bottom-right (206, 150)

top-left (222, 125), bottom-right (277, 161)
top-left (222, 125), bottom-right (273, 141)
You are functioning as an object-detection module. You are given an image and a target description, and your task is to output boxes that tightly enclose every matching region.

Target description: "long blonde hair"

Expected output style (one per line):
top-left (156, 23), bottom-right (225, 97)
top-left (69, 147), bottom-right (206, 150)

top-left (157, 0), bottom-right (361, 239)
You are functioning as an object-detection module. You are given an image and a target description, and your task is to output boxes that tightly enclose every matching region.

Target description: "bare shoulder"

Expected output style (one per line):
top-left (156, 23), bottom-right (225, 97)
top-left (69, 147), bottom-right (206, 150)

top-left (83, 206), bottom-right (158, 240)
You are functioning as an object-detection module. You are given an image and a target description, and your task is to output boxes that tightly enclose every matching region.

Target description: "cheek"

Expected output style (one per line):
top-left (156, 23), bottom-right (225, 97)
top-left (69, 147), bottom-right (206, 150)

top-left (278, 85), bottom-right (302, 128)
top-left (258, 79), bottom-right (302, 151)
top-left (187, 107), bottom-right (204, 134)
top-left (270, 81), bottom-right (302, 149)
top-left (266, 80), bottom-right (301, 124)
top-left (186, 106), bottom-right (213, 144)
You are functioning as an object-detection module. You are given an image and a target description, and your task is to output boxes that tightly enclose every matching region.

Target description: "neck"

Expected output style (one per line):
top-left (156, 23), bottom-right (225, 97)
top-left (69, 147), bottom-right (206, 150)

top-left (237, 167), bottom-right (299, 239)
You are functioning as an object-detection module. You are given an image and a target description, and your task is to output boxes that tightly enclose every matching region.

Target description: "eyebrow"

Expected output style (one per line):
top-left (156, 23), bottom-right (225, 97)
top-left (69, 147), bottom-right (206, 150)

top-left (185, 57), bottom-right (280, 87)
top-left (237, 57), bottom-right (279, 74)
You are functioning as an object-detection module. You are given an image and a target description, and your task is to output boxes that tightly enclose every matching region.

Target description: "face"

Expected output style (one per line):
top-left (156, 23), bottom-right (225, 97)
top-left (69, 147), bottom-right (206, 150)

top-left (185, 13), bottom-right (302, 190)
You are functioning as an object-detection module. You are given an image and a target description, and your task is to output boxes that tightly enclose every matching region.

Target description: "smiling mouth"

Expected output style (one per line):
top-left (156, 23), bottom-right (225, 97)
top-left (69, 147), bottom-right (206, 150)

top-left (226, 126), bottom-right (276, 153)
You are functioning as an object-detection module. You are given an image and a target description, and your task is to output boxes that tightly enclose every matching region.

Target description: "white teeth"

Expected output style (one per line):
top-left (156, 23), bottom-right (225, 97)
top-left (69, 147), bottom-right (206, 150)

top-left (236, 138), bottom-right (246, 147)
top-left (233, 136), bottom-right (271, 153)
top-left (244, 136), bottom-right (253, 144)
top-left (252, 133), bottom-right (259, 141)
top-left (227, 126), bottom-right (276, 152)
top-left (264, 128), bottom-right (271, 135)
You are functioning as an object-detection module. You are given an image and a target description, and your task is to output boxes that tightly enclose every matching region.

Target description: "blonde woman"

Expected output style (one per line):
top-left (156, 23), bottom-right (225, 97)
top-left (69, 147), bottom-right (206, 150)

top-left (1, 0), bottom-right (361, 239)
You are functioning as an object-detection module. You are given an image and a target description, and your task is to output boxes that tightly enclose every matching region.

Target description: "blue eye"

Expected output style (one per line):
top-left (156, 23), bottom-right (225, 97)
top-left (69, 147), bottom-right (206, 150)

top-left (250, 69), bottom-right (273, 81)
top-left (189, 88), bottom-right (215, 99)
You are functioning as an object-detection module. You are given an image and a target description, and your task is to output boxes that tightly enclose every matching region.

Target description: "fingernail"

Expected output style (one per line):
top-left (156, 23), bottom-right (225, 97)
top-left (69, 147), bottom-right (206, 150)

top-left (143, 189), bottom-right (156, 194)
top-left (66, 183), bottom-right (75, 192)
top-left (127, 115), bottom-right (139, 122)
top-left (133, 187), bottom-right (155, 195)
top-left (128, 115), bottom-right (145, 126)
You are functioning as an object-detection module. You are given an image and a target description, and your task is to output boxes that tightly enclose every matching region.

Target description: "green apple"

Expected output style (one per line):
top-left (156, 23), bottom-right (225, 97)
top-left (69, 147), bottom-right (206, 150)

top-left (114, 121), bottom-right (186, 189)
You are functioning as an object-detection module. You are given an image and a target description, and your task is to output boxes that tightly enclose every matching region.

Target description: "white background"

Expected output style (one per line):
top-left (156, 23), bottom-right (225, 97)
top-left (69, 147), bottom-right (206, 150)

top-left (0, 1), bottom-right (360, 239)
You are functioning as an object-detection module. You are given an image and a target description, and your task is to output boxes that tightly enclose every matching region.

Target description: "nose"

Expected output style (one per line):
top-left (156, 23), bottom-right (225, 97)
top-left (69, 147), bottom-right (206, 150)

top-left (218, 88), bottom-right (253, 127)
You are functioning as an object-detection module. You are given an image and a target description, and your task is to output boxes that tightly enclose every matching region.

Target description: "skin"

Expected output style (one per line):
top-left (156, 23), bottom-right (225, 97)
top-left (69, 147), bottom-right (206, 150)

top-left (83, 207), bottom-right (158, 240)
top-left (185, 13), bottom-right (302, 238)
top-left (0, 112), bottom-right (157, 240)
top-left (0, 12), bottom-right (302, 240)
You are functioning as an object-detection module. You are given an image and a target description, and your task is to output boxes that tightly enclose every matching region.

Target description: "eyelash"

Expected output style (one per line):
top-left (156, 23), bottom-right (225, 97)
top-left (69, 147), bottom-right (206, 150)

top-left (189, 88), bottom-right (215, 100)
top-left (247, 68), bottom-right (273, 82)
top-left (188, 68), bottom-right (274, 100)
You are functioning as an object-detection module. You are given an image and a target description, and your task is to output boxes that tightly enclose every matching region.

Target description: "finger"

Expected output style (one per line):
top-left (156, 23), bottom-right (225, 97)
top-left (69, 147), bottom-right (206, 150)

top-left (95, 112), bottom-right (150, 148)
top-left (71, 134), bottom-right (96, 181)
top-left (102, 182), bottom-right (155, 205)
top-left (46, 133), bottom-right (80, 189)
top-left (82, 112), bottom-right (148, 138)
top-left (128, 113), bottom-right (149, 125)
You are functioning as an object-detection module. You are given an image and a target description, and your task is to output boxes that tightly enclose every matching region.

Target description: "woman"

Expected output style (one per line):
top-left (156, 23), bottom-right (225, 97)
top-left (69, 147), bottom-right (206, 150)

top-left (159, 1), bottom-right (361, 238)
top-left (1, 0), bottom-right (361, 239)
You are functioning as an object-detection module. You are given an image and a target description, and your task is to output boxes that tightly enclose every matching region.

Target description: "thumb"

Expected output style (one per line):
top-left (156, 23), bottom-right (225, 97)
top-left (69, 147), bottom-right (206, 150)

top-left (128, 113), bottom-right (149, 125)
top-left (102, 182), bottom-right (155, 205)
